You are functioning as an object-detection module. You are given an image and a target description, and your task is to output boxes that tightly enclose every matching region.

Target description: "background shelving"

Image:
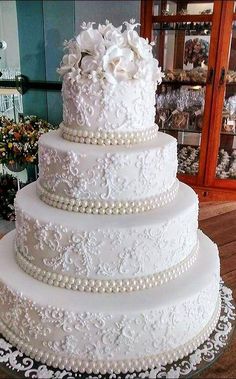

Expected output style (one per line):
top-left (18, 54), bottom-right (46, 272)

top-left (141, 0), bottom-right (236, 200)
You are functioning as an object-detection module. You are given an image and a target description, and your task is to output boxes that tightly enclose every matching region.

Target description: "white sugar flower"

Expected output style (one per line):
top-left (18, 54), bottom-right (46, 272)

top-left (134, 58), bottom-right (164, 84)
top-left (102, 46), bottom-right (137, 83)
top-left (57, 53), bottom-right (80, 76)
top-left (153, 59), bottom-right (165, 84)
top-left (134, 59), bottom-right (153, 81)
top-left (64, 39), bottom-right (81, 56)
top-left (58, 20), bottom-right (164, 85)
top-left (67, 67), bottom-right (81, 84)
top-left (98, 20), bottom-right (122, 35)
top-left (80, 55), bottom-right (99, 73)
top-left (123, 19), bottom-right (140, 31)
top-left (104, 28), bottom-right (125, 48)
top-left (80, 21), bottom-right (96, 30)
top-left (88, 70), bottom-right (100, 82)
top-left (76, 23), bottom-right (105, 56)
top-left (98, 20), bottom-right (124, 48)
top-left (126, 29), bottom-right (152, 60)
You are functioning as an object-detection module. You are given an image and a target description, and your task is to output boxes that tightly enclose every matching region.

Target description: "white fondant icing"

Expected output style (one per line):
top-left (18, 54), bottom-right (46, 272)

top-left (0, 20), bottom-right (223, 377)
top-left (38, 130), bottom-right (178, 204)
top-left (0, 299), bottom-right (221, 374)
top-left (15, 182), bottom-right (198, 282)
top-left (0, 230), bottom-right (220, 373)
top-left (62, 77), bottom-right (157, 136)
top-left (16, 244), bottom-right (199, 293)
top-left (37, 179), bottom-right (179, 215)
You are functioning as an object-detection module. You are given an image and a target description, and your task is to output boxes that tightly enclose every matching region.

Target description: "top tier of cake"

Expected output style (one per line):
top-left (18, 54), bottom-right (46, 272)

top-left (58, 20), bottom-right (163, 144)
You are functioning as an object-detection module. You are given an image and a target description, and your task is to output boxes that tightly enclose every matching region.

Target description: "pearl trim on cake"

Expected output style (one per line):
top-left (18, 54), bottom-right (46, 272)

top-left (37, 180), bottom-right (179, 215)
top-left (60, 123), bottom-right (159, 145)
top-left (16, 242), bottom-right (199, 293)
top-left (0, 297), bottom-right (221, 374)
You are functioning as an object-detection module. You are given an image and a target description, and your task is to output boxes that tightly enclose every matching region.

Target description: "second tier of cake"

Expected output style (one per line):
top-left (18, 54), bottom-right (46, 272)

top-left (37, 130), bottom-right (178, 214)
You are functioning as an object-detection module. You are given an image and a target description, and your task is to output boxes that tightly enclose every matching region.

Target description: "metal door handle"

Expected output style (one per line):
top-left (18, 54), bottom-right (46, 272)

top-left (219, 67), bottom-right (226, 85)
top-left (207, 67), bottom-right (214, 84)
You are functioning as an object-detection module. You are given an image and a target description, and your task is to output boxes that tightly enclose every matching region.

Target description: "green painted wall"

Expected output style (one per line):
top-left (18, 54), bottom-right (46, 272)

top-left (16, 0), bottom-right (47, 120)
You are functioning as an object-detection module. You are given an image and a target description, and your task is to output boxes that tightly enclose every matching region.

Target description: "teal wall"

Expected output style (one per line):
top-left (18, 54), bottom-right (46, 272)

top-left (43, 0), bottom-right (74, 125)
top-left (16, 0), bottom-right (74, 125)
top-left (16, 1), bottom-right (47, 120)
top-left (16, 0), bottom-right (140, 125)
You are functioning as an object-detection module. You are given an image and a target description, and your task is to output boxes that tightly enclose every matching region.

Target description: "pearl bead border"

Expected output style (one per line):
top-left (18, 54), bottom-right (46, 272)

top-left (60, 123), bottom-right (159, 146)
top-left (37, 180), bottom-right (179, 215)
top-left (16, 242), bottom-right (199, 293)
top-left (0, 297), bottom-right (221, 374)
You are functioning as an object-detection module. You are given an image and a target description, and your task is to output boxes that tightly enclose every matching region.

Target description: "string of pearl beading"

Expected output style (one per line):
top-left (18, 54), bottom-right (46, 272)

top-left (0, 298), bottom-right (221, 374)
top-left (37, 180), bottom-right (179, 215)
top-left (16, 242), bottom-right (199, 293)
top-left (60, 123), bottom-right (159, 145)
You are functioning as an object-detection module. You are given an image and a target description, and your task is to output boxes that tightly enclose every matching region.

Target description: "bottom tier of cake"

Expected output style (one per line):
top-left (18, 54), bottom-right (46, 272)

top-left (0, 230), bottom-right (220, 374)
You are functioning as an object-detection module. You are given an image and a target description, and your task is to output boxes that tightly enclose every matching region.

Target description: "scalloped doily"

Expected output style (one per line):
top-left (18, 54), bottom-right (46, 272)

top-left (0, 280), bottom-right (235, 379)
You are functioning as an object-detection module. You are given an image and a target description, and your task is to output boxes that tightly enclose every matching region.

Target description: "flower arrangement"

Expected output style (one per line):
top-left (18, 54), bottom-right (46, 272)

top-left (0, 174), bottom-right (20, 220)
top-left (0, 115), bottom-right (56, 167)
top-left (57, 19), bottom-right (164, 85)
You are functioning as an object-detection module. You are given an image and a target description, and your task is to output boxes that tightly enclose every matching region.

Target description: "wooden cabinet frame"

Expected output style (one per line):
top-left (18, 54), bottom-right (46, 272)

top-left (140, 0), bottom-right (236, 200)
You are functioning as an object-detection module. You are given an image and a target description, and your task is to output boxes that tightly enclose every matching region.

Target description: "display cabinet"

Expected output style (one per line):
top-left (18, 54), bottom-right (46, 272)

top-left (141, 0), bottom-right (236, 200)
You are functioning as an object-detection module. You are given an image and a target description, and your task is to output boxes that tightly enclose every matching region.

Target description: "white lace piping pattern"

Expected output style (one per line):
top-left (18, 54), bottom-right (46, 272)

top-left (37, 180), bottom-right (179, 215)
top-left (0, 297), bottom-right (221, 374)
top-left (15, 242), bottom-right (199, 293)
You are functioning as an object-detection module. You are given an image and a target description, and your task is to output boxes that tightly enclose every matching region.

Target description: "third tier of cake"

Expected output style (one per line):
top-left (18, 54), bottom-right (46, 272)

top-left (15, 180), bottom-right (198, 291)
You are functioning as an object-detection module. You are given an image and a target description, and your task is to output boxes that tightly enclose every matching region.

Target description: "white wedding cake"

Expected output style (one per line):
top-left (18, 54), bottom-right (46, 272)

top-left (0, 20), bottom-right (220, 375)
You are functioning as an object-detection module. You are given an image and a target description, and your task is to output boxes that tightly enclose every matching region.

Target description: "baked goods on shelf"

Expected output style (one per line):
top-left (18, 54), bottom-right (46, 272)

top-left (164, 67), bottom-right (208, 83)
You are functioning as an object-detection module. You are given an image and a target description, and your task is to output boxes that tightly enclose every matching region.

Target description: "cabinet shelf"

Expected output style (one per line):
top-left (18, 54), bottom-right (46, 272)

top-left (152, 14), bottom-right (213, 24)
top-left (141, 0), bottom-right (236, 200)
top-left (161, 80), bottom-right (206, 86)
top-left (159, 127), bottom-right (201, 134)
top-left (161, 80), bottom-right (236, 87)
top-left (226, 81), bottom-right (236, 86)
top-left (220, 131), bottom-right (236, 136)
top-left (153, 26), bottom-right (211, 33)
top-left (160, 128), bottom-right (236, 137)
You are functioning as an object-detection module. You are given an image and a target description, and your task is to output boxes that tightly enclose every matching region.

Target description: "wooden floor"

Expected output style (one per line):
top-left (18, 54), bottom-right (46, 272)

top-left (0, 202), bottom-right (236, 378)
top-left (198, 202), bottom-right (236, 378)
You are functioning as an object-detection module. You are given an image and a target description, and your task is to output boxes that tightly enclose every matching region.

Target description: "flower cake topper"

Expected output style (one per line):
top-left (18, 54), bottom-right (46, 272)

top-left (57, 19), bottom-right (164, 84)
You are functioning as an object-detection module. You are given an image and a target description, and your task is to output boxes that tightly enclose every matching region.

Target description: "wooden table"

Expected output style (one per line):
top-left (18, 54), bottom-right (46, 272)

top-left (0, 202), bottom-right (235, 378)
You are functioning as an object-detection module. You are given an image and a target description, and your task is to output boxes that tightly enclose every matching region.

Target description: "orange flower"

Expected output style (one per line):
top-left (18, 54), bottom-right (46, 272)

top-left (25, 155), bottom-right (35, 162)
top-left (14, 132), bottom-right (21, 140)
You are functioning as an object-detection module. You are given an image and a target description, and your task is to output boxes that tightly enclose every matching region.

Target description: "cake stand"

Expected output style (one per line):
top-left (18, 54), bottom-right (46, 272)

top-left (0, 280), bottom-right (235, 379)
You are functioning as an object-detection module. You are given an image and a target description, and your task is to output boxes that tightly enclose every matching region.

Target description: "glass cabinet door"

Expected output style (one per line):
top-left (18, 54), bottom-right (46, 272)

top-left (152, 1), bottom-right (215, 179)
top-left (216, 17), bottom-right (236, 180)
top-left (153, 1), bottom-right (214, 16)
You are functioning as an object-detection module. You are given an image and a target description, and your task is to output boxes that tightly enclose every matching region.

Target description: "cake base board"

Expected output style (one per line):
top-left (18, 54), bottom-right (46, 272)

top-left (0, 280), bottom-right (234, 379)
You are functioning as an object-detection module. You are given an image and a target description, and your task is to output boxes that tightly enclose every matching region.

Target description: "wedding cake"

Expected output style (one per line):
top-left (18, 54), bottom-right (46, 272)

top-left (0, 20), bottom-right (220, 375)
